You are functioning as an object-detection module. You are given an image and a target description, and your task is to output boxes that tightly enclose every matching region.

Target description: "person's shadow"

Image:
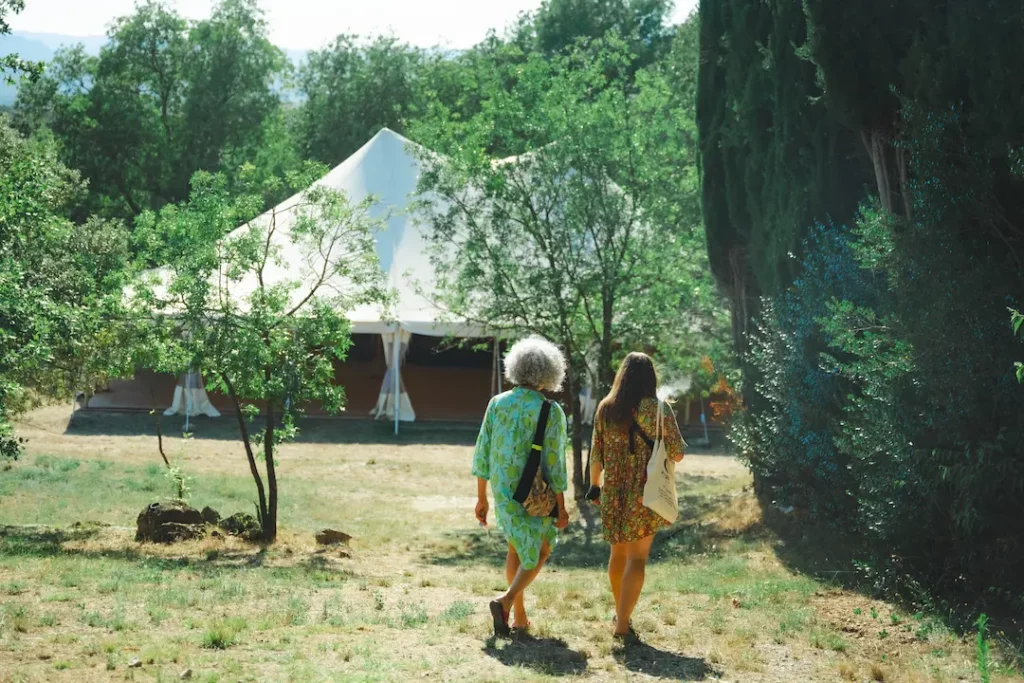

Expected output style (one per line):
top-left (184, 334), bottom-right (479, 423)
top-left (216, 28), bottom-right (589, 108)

top-left (483, 634), bottom-right (588, 677)
top-left (614, 640), bottom-right (720, 680)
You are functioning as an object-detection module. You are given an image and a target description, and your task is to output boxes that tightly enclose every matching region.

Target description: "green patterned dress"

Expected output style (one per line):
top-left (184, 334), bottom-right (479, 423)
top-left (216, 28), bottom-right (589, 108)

top-left (472, 387), bottom-right (569, 569)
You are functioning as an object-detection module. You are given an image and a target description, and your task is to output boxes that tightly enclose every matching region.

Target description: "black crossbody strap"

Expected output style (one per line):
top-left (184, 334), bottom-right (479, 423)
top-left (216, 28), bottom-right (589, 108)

top-left (513, 401), bottom-right (552, 504)
top-left (629, 420), bottom-right (655, 454)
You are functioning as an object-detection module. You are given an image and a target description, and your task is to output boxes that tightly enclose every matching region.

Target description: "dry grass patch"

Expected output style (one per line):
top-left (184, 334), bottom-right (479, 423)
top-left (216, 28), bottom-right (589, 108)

top-left (0, 409), bottom-right (1020, 682)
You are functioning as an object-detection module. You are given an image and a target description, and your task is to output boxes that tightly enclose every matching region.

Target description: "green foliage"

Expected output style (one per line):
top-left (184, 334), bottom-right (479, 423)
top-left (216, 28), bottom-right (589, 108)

top-left (0, 118), bottom-right (134, 459)
top-left (297, 35), bottom-right (424, 167)
top-left (703, 0), bottom-right (1024, 613)
top-left (531, 0), bottom-right (676, 71)
top-left (132, 165), bottom-right (388, 540)
top-left (201, 617), bottom-right (247, 649)
top-left (976, 614), bottom-right (991, 683)
top-left (13, 0), bottom-right (291, 219)
top-left (0, 1), bottom-right (42, 84)
top-left (414, 31), bottom-right (728, 393)
top-left (696, 0), bottom-right (867, 346)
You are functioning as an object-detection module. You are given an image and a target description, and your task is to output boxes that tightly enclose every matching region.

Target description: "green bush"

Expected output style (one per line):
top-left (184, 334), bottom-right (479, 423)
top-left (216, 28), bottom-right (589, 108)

top-left (738, 103), bottom-right (1024, 609)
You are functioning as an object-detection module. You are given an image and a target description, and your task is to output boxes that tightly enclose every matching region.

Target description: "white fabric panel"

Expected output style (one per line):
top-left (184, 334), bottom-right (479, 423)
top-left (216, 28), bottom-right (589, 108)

top-left (579, 385), bottom-right (598, 426)
top-left (164, 372), bottom-right (220, 417)
top-left (371, 329), bottom-right (416, 422)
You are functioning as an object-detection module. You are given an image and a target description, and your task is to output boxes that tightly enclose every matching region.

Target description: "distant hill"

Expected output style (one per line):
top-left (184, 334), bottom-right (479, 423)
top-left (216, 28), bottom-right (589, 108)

top-left (1, 31), bottom-right (309, 107)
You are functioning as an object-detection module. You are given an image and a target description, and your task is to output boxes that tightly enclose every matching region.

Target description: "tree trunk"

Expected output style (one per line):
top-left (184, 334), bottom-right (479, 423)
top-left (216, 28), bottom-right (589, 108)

top-left (598, 297), bottom-right (615, 394)
top-left (862, 128), bottom-right (894, 215)
top-left (263, 381), bottom-right (278, 543)
top-left (565, 369), bottom-right (585, 497)
top-left (221, 373), bottom-right (269, 529)
top-left (896, 146), bottom-right (912, 221)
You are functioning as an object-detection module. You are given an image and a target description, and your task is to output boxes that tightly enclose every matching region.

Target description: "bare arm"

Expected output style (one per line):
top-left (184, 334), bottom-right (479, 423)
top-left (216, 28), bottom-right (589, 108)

top-left (475, 477), bottom-right (489, 526)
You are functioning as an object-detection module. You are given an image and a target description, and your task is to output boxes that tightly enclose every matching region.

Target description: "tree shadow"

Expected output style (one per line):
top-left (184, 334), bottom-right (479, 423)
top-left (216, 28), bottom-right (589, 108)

top-left (423, 475), bottom-right (762, 571)
top-left (614, 640), bottom-right (720, 680)
top-left (64, 410), bottom-right (478, 445)
top-left (483, 634), bottom-right (588, 677)
top-left (0, 525), bottom-right (340, 581)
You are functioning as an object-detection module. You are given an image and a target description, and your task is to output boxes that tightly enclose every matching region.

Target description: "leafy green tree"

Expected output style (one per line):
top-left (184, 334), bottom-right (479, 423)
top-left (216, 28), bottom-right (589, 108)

top-left (297, 35), bottom-right (424, 166)
top-left (414, 37), bottom-right (725, 490)
top-left (0, 118), bottom-right (133, 459)
top-left (696, 0), bottom-right (866, 351)
top-left (181, 0), bottom-right (287, 181)
top-left (532, 0), bottom-right (675, 70)
top-left (13, 0), bottom-right (289, 219)
top-left (133, 167), bottom-right (388, 541)
top-left (705, 0), bottom-right (1024, 610)
top-left (0, 0), bottom-right (42, 82)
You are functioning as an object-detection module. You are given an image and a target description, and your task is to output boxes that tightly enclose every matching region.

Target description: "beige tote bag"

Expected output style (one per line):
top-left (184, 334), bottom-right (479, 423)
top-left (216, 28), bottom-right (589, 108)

top-left (642, 400), bottom-right (679, 523)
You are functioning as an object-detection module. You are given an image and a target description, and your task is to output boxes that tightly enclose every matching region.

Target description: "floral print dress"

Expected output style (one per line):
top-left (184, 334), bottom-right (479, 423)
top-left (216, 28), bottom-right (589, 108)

top-left (472, 387), bottom-right (569, 569)
top-left (591, 397), bottom-right (686, 544)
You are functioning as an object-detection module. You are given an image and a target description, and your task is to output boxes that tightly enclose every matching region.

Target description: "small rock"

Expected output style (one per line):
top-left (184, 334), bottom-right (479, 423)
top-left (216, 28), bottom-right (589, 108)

top-left (218, 513), bottom-right (262, 541)
top-left (316, 529), bottom-right (352, 546)
top-left (128, 657), bottom-right (142, 669)
top-left (37, 653), bottom-right (52, 661)
top-left (210, 530), bottom-right (222, 538)
top-left (200, 506), bottom-right (221, 525)
top-left (731, 598), bottom-right (742, 609)
top-left (180, 668), bottom-right (193, 680)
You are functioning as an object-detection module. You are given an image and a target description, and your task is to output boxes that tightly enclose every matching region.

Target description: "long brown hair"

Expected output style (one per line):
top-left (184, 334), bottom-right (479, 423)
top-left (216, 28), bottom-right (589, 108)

top-left (598, 352), bottom-right (658, 425)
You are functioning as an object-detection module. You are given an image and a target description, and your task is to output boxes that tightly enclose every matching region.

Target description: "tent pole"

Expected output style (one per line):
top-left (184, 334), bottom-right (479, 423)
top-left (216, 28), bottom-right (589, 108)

top-left (490, 337), bottom-right (497, 396)
top-left (185, 373), bottom-right (191, 433)
top-left (393, 330), bottom-right (401, 436)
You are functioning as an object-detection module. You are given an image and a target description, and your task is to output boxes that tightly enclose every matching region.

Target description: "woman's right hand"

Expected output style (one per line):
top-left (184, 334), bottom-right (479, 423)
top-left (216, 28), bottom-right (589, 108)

top-left (555, 507), bottom-right (570, 529)
top-left (475, 498), bottom-right (489, 527)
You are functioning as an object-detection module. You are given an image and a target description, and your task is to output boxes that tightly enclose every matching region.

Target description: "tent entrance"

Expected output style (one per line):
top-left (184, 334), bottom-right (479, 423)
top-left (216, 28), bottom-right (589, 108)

top-left (400, 336), bottom-right (496, 423)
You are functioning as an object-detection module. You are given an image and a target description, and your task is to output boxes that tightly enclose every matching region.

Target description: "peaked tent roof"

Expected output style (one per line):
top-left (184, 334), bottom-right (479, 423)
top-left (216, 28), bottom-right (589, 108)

top-left (333, 128), bottom-right (485, 337)
top-left (147, 128), bottom-right (487, 338)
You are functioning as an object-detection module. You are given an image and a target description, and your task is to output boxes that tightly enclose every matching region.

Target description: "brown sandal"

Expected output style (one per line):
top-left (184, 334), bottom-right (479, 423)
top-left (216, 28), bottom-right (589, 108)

top-left (489, 600), bottom-right (510, 638)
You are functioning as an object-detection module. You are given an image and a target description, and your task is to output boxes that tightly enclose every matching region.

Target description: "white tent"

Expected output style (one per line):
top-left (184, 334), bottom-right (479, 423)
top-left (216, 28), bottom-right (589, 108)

top-left (148, 128), bottom-right (491, 432)
top-left (164, 371), bottom-right (221, 433)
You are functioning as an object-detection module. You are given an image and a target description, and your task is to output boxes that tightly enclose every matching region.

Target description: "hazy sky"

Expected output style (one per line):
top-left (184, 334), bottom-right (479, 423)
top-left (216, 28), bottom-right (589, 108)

top-left (10, 0), bottom-right (699, 51)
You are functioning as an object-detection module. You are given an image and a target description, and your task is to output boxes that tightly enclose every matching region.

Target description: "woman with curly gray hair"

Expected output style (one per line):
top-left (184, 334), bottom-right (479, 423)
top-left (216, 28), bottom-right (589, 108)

top-left (472, 336), bottom-right (570, 637)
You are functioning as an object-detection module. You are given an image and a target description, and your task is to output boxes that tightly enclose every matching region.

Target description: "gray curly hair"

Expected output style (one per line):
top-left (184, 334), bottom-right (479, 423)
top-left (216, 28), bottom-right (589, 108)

top-left (504, 336), bottom-right (566, 392)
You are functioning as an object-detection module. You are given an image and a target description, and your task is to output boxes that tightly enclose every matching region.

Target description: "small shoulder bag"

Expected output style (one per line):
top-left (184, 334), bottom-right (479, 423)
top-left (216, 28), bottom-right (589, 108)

top-left (512, 401), bottom-right (559, 518)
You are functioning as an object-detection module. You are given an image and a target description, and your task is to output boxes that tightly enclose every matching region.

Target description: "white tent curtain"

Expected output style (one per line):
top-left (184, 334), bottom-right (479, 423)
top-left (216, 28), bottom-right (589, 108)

top-left (579, 383), bottom-right (598, 425)
top-left (164, 371), bottom-right (221, 418)
top-left (371, 329), bottom-right (416, 422)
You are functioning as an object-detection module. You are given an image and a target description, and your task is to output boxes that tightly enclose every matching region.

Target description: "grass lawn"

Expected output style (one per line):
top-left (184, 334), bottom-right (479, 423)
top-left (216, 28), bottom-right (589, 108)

top-left (0, 406), bottom-right (1020, 682)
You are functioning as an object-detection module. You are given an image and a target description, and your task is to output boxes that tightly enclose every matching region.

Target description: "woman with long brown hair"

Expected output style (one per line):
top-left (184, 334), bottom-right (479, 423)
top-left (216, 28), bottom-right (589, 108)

top-left (587, 352), bottom-right (685, 641)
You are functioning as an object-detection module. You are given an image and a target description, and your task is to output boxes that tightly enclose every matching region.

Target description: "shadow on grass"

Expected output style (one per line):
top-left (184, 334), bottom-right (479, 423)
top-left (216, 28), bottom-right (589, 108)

top-left (423, 480), bottom-right (766, 570)
top-left (65, 410), bottom-right (479, 446)
top-left (483, 634), bottom-right (588, 676)
top-left (614, 641), bottom-right (720, 680)
top-left (0, 525), bottom-right (352, 582)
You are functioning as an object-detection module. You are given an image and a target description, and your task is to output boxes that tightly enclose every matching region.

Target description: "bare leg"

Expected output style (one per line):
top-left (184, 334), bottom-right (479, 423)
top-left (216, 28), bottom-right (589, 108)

top-left (497, 541), bottom-right (551, 616)
top-left (608, 543), bottom-right (628, 607)
top-left (614, 534), bottom-right (655, 635)
top-left (505, 544), bottom-right (528, 627)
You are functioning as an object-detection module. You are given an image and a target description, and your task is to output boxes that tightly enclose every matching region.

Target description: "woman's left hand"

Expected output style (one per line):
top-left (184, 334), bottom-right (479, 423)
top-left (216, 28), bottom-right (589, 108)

top-left (554, 507), bottom-right (570, 530)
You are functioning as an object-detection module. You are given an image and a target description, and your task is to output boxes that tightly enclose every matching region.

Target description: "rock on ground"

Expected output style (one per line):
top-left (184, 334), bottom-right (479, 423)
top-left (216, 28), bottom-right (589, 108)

top-left (135, 501), bottom-right (205, 544)
top-left (315, 528), bottom-right (352, 546)
top-left (218, 512), bottom-right (262, 541)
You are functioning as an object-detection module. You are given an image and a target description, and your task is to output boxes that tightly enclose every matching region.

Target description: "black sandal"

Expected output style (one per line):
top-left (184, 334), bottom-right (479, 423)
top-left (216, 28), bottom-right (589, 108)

top-left (489, 600), bottom-right (510, 638)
